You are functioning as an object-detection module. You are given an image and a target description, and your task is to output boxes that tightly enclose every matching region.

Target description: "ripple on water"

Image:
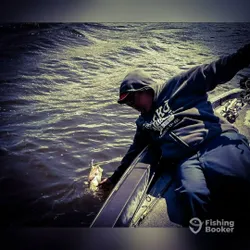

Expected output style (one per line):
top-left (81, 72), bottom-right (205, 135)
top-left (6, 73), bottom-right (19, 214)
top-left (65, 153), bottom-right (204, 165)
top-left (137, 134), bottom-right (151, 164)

top-left (1, 22), bottom-right (250, 226)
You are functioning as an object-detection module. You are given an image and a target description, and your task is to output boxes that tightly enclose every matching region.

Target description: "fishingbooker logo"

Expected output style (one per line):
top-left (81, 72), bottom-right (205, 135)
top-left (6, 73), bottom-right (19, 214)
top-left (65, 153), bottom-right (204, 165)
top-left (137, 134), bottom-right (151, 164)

top-left (189, 217), bottom-right (235, 234)
top-left (189, 218), bottom-right (203, 234)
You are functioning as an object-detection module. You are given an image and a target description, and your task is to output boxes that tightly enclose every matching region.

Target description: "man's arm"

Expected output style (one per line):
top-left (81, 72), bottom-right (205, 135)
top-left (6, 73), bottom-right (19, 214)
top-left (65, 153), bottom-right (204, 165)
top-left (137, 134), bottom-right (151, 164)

top-left (187, 43), bottom-right (250, 93)
top-left (108, 126), bottom-right (149, 185)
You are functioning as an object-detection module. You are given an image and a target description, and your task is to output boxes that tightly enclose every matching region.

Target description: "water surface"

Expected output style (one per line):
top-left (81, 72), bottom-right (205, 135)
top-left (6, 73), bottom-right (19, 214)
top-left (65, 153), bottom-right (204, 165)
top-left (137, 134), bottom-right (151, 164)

top-left (1, 22), bottom-right (250, 227)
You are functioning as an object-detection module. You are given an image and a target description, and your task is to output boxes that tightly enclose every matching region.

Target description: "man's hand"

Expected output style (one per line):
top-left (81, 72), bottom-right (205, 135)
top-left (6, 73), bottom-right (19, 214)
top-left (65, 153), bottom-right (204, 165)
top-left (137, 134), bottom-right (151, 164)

top-left (98, 178), bottom-right (114, 190)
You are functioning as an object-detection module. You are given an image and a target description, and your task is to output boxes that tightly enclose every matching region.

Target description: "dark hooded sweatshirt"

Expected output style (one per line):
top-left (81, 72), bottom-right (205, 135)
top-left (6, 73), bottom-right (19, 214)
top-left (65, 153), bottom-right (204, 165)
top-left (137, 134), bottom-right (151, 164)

top-left (109, 43), bottom-right (250, 184)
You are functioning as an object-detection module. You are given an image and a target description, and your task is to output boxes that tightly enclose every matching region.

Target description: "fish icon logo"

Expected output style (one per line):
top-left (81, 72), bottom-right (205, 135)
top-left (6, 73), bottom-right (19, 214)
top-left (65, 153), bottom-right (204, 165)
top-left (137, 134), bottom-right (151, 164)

top-left (189, 217), bottom-right (203, 234)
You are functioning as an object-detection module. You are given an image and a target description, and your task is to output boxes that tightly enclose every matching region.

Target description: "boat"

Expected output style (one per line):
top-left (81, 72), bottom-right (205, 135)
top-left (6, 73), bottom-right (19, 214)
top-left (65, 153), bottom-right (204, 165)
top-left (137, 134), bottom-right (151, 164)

top-left (90, 87), bottom-right (250, 228)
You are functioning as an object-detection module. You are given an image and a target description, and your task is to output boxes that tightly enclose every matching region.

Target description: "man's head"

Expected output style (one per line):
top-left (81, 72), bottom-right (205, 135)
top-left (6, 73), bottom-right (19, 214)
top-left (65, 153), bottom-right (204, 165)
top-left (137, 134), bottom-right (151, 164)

top-left (117, 69), bottom-right (155, 113)
top-left (118, 89), bottom-right (154, 113)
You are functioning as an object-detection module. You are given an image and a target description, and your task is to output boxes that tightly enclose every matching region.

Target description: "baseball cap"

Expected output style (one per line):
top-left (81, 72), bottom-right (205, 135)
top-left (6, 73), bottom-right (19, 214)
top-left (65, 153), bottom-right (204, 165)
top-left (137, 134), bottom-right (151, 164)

top-left (117, 92), bottom-right (130, 104)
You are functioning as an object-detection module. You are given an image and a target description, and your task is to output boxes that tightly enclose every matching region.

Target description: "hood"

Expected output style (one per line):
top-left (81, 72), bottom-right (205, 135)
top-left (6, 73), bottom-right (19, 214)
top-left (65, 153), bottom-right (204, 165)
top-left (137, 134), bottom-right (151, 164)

top-left (118, 70), bottom-right (159, 103)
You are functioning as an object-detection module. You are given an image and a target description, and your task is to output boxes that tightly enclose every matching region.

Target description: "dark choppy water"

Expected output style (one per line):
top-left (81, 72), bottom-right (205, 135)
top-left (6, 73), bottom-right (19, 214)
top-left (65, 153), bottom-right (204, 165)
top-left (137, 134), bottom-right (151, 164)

top-left (1, 22), bottom-right (250, 227)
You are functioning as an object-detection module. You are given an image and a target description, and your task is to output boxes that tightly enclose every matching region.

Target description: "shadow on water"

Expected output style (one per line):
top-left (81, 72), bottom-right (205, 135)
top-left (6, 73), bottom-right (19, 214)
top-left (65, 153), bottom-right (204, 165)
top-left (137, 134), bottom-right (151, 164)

top-left (0, 151), bottom-right (108, 227)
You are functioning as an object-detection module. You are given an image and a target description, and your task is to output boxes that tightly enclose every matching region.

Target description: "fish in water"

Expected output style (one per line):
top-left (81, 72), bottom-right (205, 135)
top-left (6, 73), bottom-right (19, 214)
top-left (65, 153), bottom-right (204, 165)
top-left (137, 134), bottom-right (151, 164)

top-left (88, 159), bottom-right (103, 191)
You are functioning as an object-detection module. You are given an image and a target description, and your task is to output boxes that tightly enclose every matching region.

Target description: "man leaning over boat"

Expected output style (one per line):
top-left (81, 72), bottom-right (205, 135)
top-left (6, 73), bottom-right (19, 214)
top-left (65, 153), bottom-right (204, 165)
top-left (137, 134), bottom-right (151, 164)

top-left (99, 43), bottom-right (250, 229)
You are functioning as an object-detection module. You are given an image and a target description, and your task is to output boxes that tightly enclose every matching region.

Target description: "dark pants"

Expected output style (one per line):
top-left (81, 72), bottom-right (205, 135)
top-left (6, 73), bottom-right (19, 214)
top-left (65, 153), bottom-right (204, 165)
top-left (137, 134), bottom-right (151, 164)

top-left (169, 131), bottom-right (250, 230)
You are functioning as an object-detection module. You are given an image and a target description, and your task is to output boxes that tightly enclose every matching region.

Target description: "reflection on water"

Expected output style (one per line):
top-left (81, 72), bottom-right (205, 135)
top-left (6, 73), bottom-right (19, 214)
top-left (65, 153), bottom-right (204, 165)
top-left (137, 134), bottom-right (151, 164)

top-left (0, 22), bottom-right (250, 227)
